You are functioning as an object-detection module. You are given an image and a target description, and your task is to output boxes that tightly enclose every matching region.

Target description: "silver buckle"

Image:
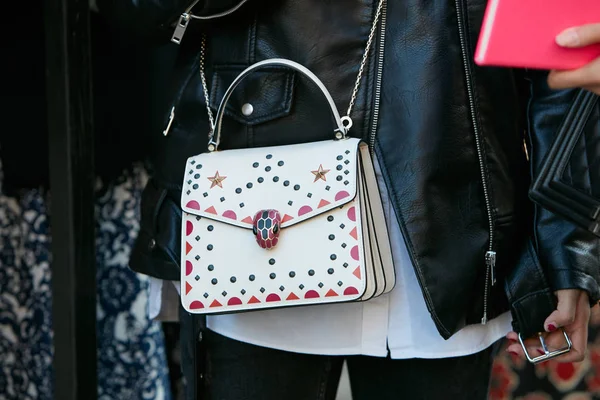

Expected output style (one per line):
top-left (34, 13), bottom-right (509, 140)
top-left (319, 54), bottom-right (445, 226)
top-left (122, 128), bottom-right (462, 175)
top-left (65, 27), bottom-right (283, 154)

top-left (518, 329), bottom-right (572, 364)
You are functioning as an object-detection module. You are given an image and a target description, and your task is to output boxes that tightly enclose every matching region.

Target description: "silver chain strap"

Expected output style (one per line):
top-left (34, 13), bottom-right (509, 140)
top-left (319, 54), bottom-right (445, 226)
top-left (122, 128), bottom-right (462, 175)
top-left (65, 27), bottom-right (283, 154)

top-left (345, 0), bottom-right (385, 122)
top-left (199, 0), bottom-right (386, 134)
top-left (200, 34), bottom-right (216, 131)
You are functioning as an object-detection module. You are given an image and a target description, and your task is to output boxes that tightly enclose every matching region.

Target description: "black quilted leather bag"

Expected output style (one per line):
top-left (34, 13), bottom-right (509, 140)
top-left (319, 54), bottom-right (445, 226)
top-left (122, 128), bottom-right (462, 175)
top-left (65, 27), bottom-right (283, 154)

top-left (530, 90), bottom-right (600, 237)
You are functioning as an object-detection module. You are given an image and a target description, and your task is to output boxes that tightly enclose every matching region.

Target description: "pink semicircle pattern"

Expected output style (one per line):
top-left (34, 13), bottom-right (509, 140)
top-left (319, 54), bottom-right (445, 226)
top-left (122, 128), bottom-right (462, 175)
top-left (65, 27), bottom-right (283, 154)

top-left (186, 200), bottom-right (201, 210)
top-left (351, 245), bottom-right (360, 261)
top-left (223, 210), bottom-right (237, 220)
top-left (305, 290), bottom-right (320, 299)
top-left (335, 191), bottom-right (350, 201)
top-left (190, 301), bottom-right (204, 309)
top-left (186, 220), bottom-right (193, 236)
top-left (298, 206), bottom-right (313, 216)
top-left (347, 207), bottom-right (356, 222)
top-left (266, 293), bottom-right (281, 302)
top-left (227, 297), bottom-right (243, 306)
top-left (185, 261), bottom-right (193, 276)
top-left (343, 287), bottom-right (359, 296)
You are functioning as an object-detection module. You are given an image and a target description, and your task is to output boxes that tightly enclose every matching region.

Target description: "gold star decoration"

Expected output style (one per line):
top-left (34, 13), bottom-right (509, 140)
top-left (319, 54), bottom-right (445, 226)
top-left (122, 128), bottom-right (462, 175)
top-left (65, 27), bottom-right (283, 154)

top-left (311, 164), bottom-right (330, 182)
top-left (207, 171), bottom-right (227, 189)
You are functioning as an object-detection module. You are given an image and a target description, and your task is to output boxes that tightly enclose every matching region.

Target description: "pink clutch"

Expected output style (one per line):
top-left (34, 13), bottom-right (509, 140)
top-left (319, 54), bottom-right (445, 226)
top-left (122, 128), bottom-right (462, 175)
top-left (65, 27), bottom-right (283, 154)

top-left (475, 0), bottom-right (600, 70)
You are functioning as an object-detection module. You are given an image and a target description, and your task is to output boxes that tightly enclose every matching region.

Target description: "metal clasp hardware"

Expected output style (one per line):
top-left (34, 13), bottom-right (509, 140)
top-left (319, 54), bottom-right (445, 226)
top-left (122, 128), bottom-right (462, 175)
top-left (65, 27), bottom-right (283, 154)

top-left (335, 116), bottom-right (353, 140)
top-left (163, 107), bottom-right (175, 136)
top-left (518, 329), bottom-right (572, 364)
top-left (252, 210), bottom-right (282, 249)
top-left (171, 13), bottom-right (191, 45)
top-left (486, 251), bottom-right (497, 286)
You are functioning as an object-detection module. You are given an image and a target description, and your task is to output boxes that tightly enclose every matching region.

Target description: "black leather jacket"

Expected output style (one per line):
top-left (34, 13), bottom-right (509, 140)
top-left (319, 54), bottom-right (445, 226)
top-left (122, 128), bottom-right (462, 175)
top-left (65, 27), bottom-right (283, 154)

top-left (99, 0), bottom-right (600, 339)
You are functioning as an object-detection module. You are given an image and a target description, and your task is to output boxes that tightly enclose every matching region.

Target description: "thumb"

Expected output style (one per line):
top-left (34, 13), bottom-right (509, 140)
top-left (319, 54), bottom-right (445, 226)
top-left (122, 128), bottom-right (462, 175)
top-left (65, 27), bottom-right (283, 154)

top-left (556, 23), bottom-right (600, 48)
top-left (544, 290), bottom-right (579, 332)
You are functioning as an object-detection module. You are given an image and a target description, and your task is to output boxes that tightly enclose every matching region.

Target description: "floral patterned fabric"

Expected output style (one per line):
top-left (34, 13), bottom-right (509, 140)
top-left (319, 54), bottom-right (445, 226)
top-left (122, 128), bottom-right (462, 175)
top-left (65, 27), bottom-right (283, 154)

top-left (0, 163), bottom-right (172, 400)
top-left (490, 307), bottom-right (600, 400)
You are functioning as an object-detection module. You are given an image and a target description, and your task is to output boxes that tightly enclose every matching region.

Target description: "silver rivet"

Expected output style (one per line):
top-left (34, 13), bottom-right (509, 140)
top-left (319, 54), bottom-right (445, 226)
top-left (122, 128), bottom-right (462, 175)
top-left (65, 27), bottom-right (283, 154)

top-left (148, 239), bottom-right (156, 250)
top-left (242, 103), bottom-right (254, 116)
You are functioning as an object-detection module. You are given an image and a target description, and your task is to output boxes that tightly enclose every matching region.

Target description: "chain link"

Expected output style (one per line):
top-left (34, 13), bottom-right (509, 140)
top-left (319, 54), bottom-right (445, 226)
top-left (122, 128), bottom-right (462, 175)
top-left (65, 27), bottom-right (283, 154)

top-left (200, 34), bottom-right (216, 131)
top-left (199, 0), bottom-right (385, 133)
top-left (346, 0), bottom-right (386, 119)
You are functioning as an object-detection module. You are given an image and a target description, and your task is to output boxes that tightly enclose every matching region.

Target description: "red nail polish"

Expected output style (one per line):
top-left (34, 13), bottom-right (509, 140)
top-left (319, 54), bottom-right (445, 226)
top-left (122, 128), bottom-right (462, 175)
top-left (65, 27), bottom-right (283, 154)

top-left (548, 324), bottom-right (557, 332)
top-left (508, 350), bottom-right (519, 356)
top-left (537, 349), bottom-right (545, 356)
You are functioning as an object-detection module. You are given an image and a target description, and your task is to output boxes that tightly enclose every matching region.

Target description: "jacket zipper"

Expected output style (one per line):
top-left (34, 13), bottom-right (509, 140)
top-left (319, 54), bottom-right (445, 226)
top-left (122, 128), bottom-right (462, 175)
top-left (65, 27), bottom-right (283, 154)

top-left (454, 0), bottom-right (496, 325)
top-left (168, 0), bottom-right (248, 134)
top-left (172, 0), bottom-right (250, 44)
top-left (171, 0), bottom-right (201, 44)
top-left (368, 0), bottom-right (387, 152)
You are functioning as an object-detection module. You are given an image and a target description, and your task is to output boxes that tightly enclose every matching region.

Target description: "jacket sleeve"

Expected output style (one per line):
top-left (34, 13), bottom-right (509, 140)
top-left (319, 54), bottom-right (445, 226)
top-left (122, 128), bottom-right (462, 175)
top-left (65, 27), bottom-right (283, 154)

top-left (525, 69), bottom-right (600, 304)
top-left (96, 0), bottom-right (250, 40)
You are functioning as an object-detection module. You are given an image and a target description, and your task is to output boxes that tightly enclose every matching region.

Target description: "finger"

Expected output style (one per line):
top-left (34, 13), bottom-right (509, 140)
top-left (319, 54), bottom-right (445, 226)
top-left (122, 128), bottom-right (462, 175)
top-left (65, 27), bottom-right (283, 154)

top-left (505, 330), bottom-right (582, 362)
top-left (548, 59), bottom-right (600, 89)
top-left (553, 341), bottom-right (586, 362)
top-left (506, 331), bottom-right (519, 343)
top-left (556, 23), bottom-right (600, 48)
top-left (538, 294), bottom-right (590, 363)
top-left (544, 290), bottom-right (580, 331)
top-left (505, 342), bottom-right (549, 360)
top-left (554, 294), bottom-right (592, 363)
top-left (505, 331), bottom-right (541, 350)
top-left (506, 331), bottom-right (540, 345)
top-left (505, 342), bottom-right (524, 357)
top-left (505, 342), bottom-right (547, 358)
top-left (547, 327), bottom-right (588, 363)
top-left (505, 335), bottom-right (547, 359)
top-left (505, 332), bottom-right (525, 355)
top-left (507, 292), bottom-right (591, 363)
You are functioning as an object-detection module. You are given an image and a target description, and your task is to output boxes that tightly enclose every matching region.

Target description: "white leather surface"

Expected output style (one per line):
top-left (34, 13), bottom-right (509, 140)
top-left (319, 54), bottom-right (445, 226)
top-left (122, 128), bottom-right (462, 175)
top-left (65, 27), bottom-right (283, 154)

top-left (181, 139), bottom-right (360, 229)
top-left (181, 138), bottom-right (371, 313)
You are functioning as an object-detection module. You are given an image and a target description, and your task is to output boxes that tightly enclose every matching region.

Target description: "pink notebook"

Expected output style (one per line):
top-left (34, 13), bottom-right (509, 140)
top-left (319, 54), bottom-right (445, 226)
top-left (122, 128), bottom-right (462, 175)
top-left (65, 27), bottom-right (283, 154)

top-left (475, 0), bottom-right (600, 70)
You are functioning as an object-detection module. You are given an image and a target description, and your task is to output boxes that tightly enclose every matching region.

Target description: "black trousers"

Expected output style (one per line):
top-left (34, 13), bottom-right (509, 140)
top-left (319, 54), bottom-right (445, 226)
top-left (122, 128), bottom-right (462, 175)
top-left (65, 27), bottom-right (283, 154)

top-left (181, 311), bottom-right (498, 400)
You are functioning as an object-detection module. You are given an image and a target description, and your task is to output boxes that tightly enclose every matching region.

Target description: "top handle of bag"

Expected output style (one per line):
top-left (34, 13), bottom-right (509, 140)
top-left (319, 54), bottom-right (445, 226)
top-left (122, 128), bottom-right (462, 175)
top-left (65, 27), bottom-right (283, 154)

top-left (208, 58), bottom-right (350, 152)
top-left (203, 0), bottom-right (385, 151)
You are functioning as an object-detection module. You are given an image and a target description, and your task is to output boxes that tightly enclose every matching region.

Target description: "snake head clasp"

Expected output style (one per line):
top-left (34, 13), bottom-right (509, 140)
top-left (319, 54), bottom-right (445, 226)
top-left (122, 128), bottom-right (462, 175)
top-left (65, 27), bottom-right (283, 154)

top-left (252, 209), bottom-right (282, 249)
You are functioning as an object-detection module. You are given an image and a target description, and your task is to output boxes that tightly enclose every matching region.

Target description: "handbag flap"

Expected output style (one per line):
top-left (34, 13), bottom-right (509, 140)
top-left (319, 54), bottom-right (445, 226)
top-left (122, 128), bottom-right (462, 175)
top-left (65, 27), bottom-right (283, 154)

top-left (181, 138), bottom-right (361, 229)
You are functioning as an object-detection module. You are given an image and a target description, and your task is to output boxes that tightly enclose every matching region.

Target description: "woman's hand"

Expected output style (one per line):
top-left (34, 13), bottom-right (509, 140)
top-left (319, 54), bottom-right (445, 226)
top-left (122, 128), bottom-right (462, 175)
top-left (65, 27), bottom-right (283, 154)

top-left (506, 289), bottom-right (591, 363)
top-left (548, 23), bottom-right (600, 95)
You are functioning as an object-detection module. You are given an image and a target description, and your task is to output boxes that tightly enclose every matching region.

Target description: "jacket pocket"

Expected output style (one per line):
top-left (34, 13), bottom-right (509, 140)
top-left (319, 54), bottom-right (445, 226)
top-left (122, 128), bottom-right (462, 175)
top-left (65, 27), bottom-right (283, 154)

top-left (167, 60), bottom-right (296, 148)
top-left (209, 64), bottom-right (296, 126)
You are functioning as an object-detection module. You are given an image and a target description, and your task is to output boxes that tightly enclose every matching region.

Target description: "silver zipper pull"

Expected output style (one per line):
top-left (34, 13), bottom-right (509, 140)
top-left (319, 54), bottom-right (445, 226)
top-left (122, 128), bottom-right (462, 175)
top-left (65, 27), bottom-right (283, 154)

top-left (171, 13), bottom-right (191, 45)
top-left (486, 251), bottom-right (497, 286)
top-left (163, 107), bottom-right (175, 136)
top-left (481, 250), bottom-right (496, 325)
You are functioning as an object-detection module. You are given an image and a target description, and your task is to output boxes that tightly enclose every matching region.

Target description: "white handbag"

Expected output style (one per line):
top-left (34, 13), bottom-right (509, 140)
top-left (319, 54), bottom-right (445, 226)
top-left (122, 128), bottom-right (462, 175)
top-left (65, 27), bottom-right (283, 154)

top-left (180, 59), bottom-right (394, 314)
top-left (179, 0), bottom-right (393, 314)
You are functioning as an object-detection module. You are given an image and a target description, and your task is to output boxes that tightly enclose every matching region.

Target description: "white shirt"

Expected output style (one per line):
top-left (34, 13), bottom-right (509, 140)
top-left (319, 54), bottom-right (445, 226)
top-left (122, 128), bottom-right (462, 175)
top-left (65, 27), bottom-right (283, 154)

top-left (149, 159), bottom-right (512, 359)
